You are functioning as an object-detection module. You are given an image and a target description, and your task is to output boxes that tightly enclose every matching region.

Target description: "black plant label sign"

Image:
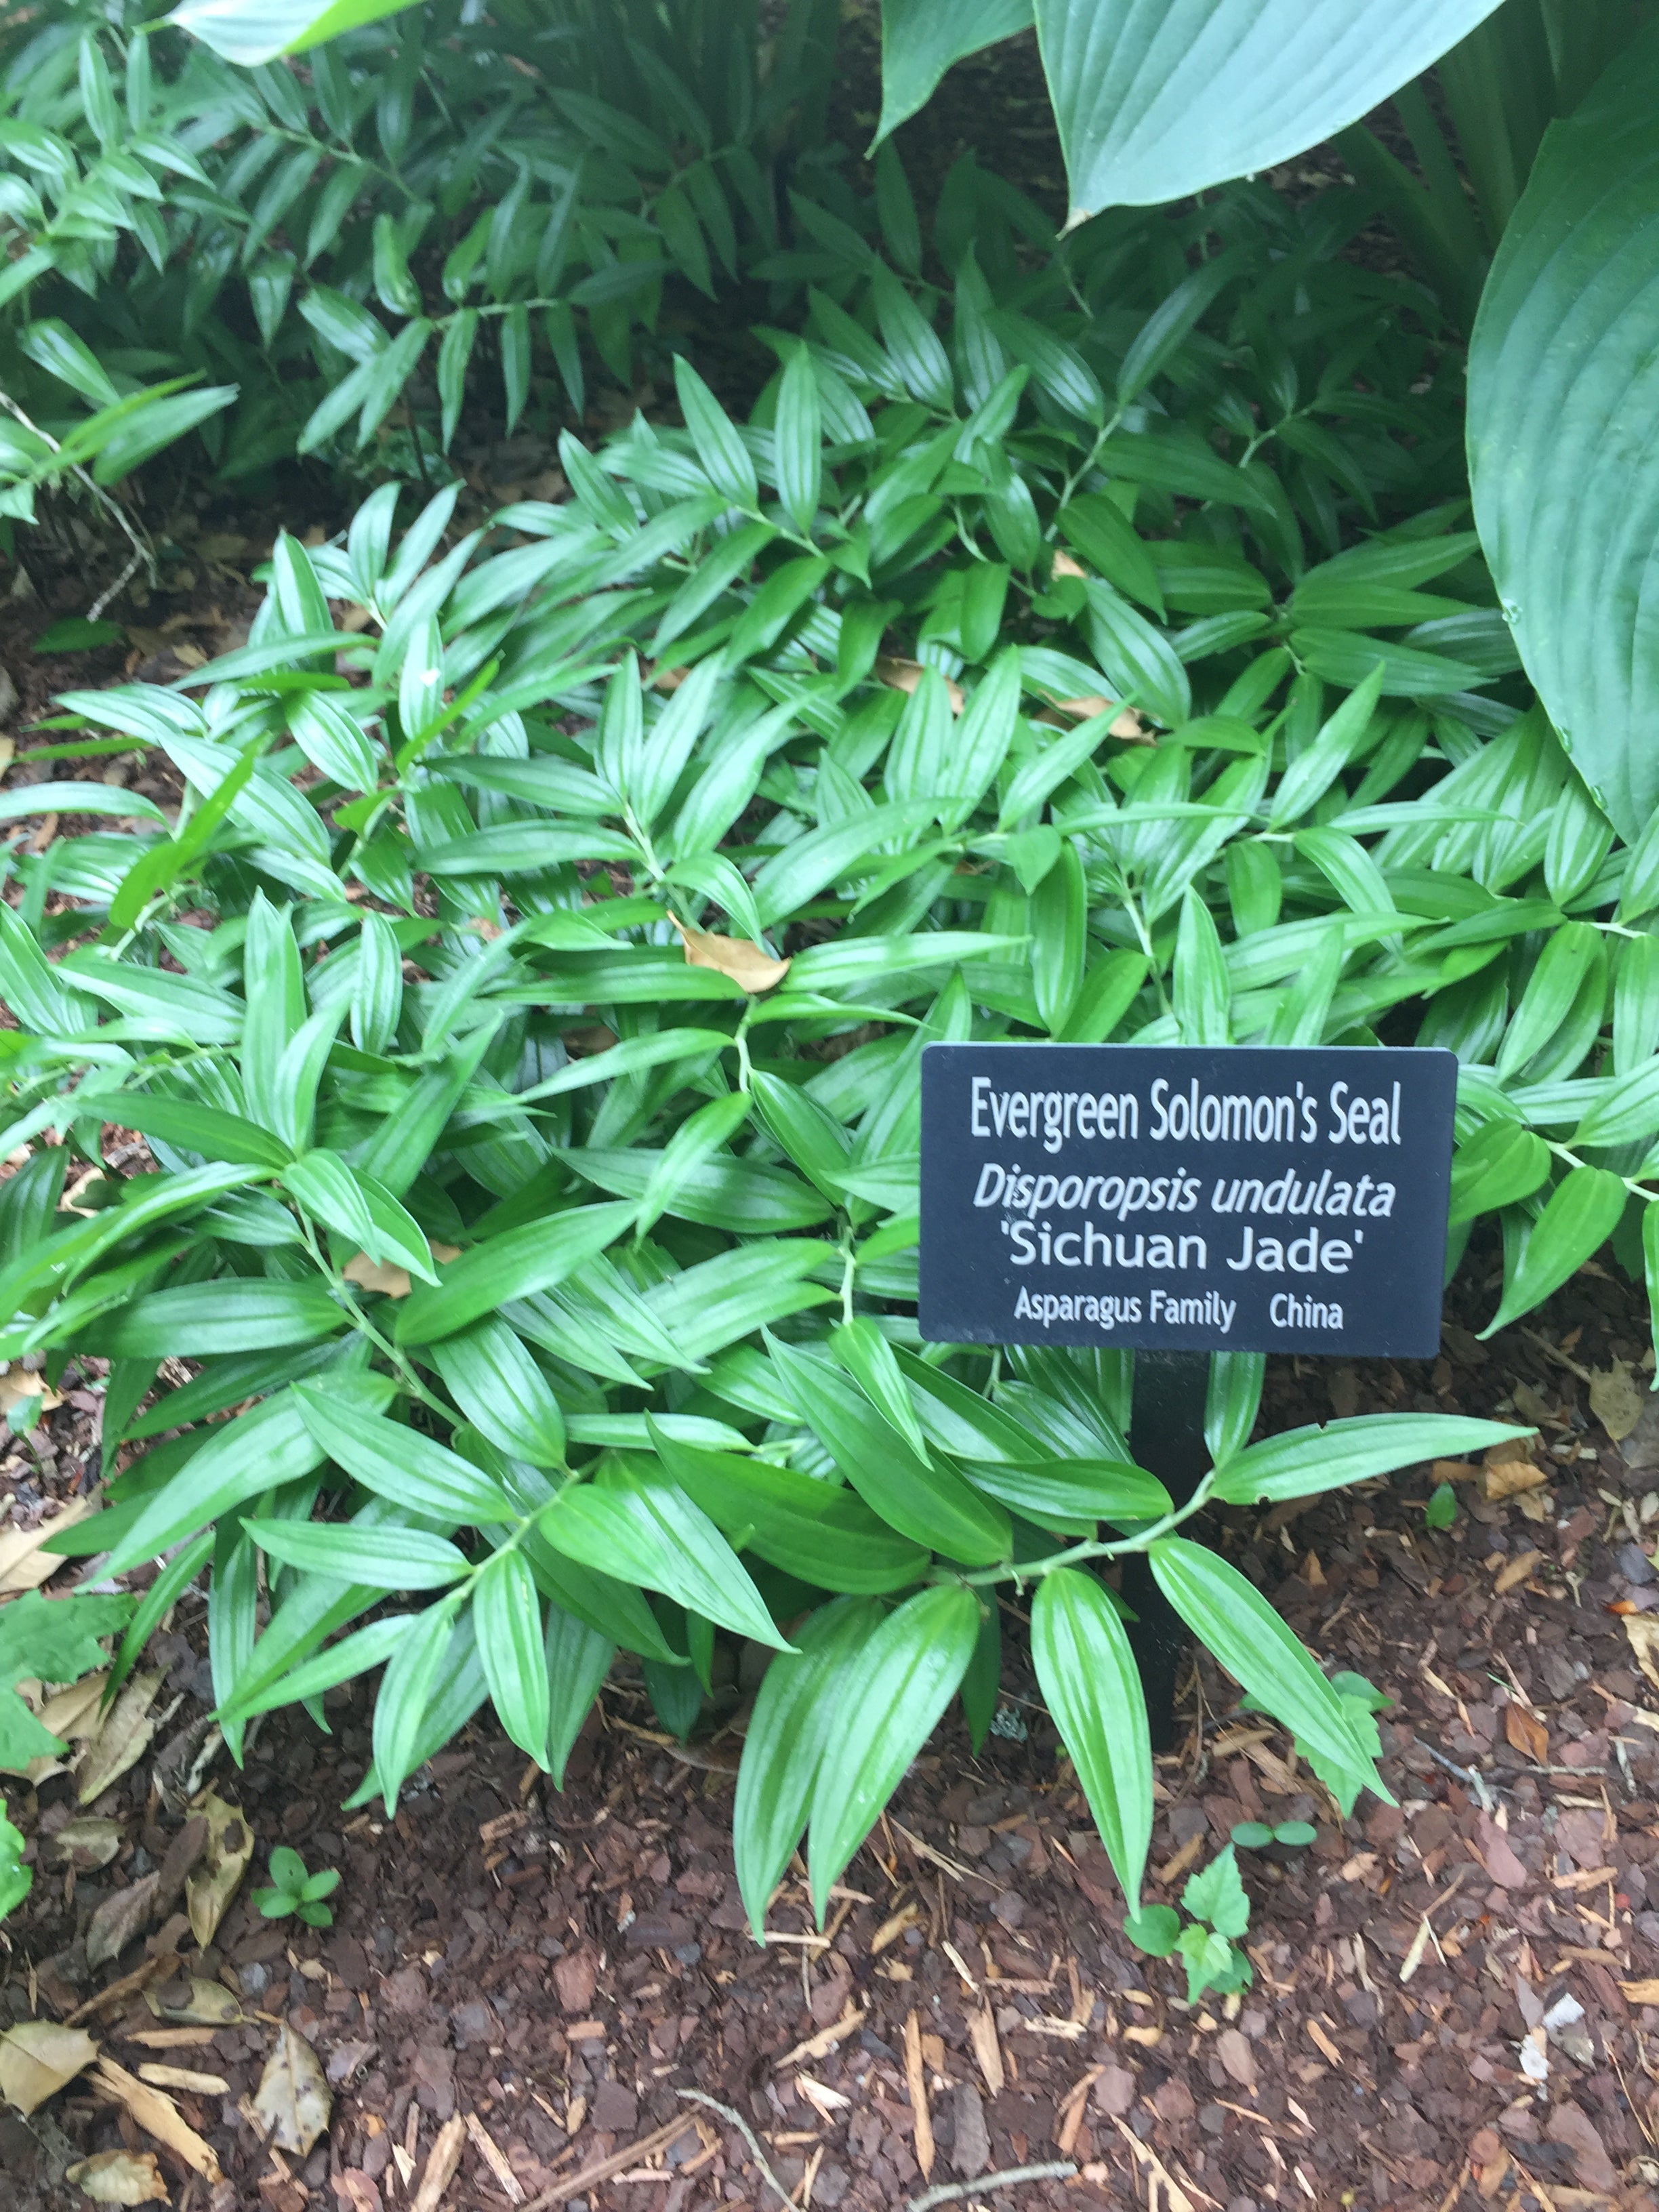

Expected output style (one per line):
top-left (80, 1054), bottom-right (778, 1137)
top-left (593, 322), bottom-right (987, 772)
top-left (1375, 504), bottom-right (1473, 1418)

top-left (919, 1044), bottom-right (1458, 1355)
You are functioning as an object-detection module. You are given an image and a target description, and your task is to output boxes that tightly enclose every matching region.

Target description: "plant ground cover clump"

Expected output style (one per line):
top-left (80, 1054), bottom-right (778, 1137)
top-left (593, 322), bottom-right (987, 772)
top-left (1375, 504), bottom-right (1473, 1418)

top-left (12, 147), bottom-right (1655, 1963)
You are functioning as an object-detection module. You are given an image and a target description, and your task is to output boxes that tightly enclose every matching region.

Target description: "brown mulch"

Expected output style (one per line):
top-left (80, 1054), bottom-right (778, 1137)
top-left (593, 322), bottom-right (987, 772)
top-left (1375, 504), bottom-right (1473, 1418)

top-left (3, 1247), bottom-right (1659, 2212)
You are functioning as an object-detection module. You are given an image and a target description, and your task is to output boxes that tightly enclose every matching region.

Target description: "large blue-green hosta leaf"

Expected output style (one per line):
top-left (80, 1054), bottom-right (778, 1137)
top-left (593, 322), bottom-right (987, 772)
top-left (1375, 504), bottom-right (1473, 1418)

top-left (168, 0), bottom-right (413, 66)
top-left (886, 0), bottom-right (1507, 220)
top-left (1468, 26), bottom-right (1659, 844)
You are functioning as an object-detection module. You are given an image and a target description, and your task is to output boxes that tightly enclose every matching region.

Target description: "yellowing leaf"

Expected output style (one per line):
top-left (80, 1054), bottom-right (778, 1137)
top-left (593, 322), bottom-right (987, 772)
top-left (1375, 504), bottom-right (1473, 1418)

top-left (0, 2020), bottom-right (99, 2115)
top-left (1591, 1361), bottom-right (1645, 1443)
top-left (185, 1791), bottom-right (253, 1950)
top-left (66, 2149), bottom-right (170, 2204)
top-left (671, 916), bottom-right (790, 996)
top-left (252, 2022), bottom-right (331, 2155)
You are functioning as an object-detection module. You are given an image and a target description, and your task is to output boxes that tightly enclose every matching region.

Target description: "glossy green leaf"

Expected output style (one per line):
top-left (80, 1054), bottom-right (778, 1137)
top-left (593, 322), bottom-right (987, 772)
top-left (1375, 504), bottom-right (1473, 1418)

top-left (1031, 1568), bottom-right (1151, 1906)
top-left (647, 1418), bottom-right (930, 1594)
top-left (540, 1469), bottom-right (791, 1648)
top-left (1151, 1536), bottom-right (1384, 1793)
top-left (1210, 1413), bottom-right (1530, 1506)
top-left (733, 1598), bottom-right (878, 1936)
top-left (292, 1386), bottom-right (512, 1522)
top-left (1448, 1119), bottom-right (1553, 1224)
top-left (1481, 1164), bottom-right (1630, 1337)
top-left (395, 1203), bottom-right (633, 1343)
top-left (807, 1584), bottom-right (979, 1920)
top-left (474, 1547), bottom-right (549, 1763)
top-left (875, 0), bottom-right (1033, 141)
top-left (544, 1601), bottom-right (613, 1788)
top-left (428, 1318), bottom-right (566, 1466)
top-left (243, 1517), bottom-right (470, 1589)
top-left (90, 1279), bottom-right (343, 1357)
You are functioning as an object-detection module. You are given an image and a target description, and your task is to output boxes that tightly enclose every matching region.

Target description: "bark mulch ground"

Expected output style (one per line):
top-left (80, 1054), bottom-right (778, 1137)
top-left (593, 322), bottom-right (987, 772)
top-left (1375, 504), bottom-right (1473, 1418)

top-left (5, 1250), bottom-right (1659, 2212)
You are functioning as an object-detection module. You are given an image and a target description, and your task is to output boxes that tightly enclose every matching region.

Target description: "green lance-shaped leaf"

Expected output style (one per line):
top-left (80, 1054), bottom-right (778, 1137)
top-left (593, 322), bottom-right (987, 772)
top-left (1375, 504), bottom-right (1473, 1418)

top-left (90, 1279), bottom-right (345, 1359)
top-left (539, 1468), bottom-right (792, 1650)
top-left (647, 1419), bottom-right (930, 1595)
top-left (1030, 0), bottom-right (1507, 222)
top-left (371, 1599), bottom-right (460, 1814)
top-left (1481, 1164), bottom-right (1629, 1338)
top-left (545, 1602), bottom-right (613, 1789)
top-left (395, 1202), bottom-right (634, 1344)
top-left (1469, 21), bottom-right (1659, 843)
top-left (1031, 1568), bottom-right (1151, 1908)
top-left (1448, 1120), bottom-right (1552, 1224)
top-left (428, 1318), bottom-right (566, 1467)
top-left (768, 1338), bottom-right (1012, 1566)
top-left (959, 1458), bottom-right (1168, 1536)
top-left (1210, 1413), bottom-right (1533, 1507)
top-left (241, 1518), bottom-right (472, 1590)
top-left (806, 1584), bottom-right (980, 1922)
top-left (733, 1598), bottom-right (880, 1937)
top-left (474, 1548), bottom-right (549, 1764)
top-left (292, 1387), bottom-right (512, 1523)
top-left (1149, 1536), bottom-right (1385, 1795)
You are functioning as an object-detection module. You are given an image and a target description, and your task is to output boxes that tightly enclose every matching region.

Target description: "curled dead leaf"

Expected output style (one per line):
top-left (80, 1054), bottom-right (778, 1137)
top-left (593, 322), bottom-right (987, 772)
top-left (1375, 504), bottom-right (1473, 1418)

top-left (185, 1790), bottom-right (253, 1950)
top-left (342, 1240), bottom-right (460, 1300)
top-left (66, 2150), bottom-right (170, 2205)
top-left (138, 2064), bottom-right (229, 2096)
top-left (38, 1672), bottom-right (110, 1744)
top-left (1483, 1457), bottom-right (1546, 1502)
top-left (670, 916), bottom-right (790, 996)
top-left (1494, 1548), bottom-right (1542, 1594)
top-left (146, 1975), bottom-right (243, 2028)
top-left (252, 2022), bottom-right (331, 2156)
top-left (1626, 1615), bottom-right (1659, 1693)
top-left (876, 655), bottom-right (964, 713)
top-left (1504, 1703), bottom-right (1549, 1765)
top-left (1049, 550), bottom-right (1088, 581)
top-left (0, 1491), bottom-right (96, 1593)
top-left (0, 2020), bottom-right (99, 2114)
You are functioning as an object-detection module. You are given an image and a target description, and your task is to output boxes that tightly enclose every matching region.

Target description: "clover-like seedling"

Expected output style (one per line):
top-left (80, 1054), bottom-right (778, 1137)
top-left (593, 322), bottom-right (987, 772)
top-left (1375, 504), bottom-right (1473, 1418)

top-left (253, 1845), bottom-right (342, 1929)
top-left (1230, 1818), bottom-right (1317, 1850)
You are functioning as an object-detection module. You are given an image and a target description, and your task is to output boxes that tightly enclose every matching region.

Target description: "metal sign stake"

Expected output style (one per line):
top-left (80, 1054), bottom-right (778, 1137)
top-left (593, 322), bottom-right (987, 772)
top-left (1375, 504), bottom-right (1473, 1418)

top-left (1122, 1349), bottom-right (1211, 1752)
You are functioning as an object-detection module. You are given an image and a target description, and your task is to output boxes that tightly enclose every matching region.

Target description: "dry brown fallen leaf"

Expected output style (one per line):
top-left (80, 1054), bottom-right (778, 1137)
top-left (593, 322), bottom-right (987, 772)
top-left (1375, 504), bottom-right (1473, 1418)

top-left (0, 1490), bottom-right (94, 1594)
top-left (38, 1671), bottom-right (110, 1745)
top-left (342, 1240), bottom-right (460, 1299)
top-left (65, 2149), bottom-right (170, 2205)
top-left (1627, 1616), bottom-right (1659, 1694)
top-left (1050, 550), bottom-right (1088, 581)
top-left (1591, 1361), bottom-right (1645, 1443)
top-left (1494, 1549), bottom-right (1542, 1595)
top-left (0, 2020), bottom-right (99, 2115)
top-left (1485, 1457), bottom-right (1547, 1502)
top-left (93, 2059), bottom-right (222, 2184)
top-left (75, 1671), bottom-right (163, 1805)
top-left (185, 1790), bottom-right (252, 1949)
top-left (1504, 1703), bottom-right (1549, 1764)
top-left (876, 654), bottom-right (964, 713)
top-left (252, 2022), bottom-right (331, 2156)
top-left (87, 1872), bottom-right (161, 1971)
top-left (1622, 1978), bottom-right (1659, 2005)
top-left (47, 1816), bottom-right (125, 1870)
top-left (670, 916), bottom-right (790, 996)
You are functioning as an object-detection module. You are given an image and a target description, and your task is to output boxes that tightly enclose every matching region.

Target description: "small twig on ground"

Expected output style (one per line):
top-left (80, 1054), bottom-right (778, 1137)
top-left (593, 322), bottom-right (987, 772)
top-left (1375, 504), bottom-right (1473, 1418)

top-left (905, 2163), bottom-right (1078, 2211)
top-left (0, 386), bottom-right (157, 607)
top-left (1414, 1736), bottom-right (1500, 1811)
top-left (676, 2089), bottom-right (805, 2211)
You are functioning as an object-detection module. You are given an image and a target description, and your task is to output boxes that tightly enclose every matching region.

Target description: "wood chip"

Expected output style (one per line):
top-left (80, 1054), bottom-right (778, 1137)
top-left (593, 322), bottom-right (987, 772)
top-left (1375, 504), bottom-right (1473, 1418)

top-left (524, 2115), bottom-right (697, 2209)
top-left (777, 2006), bottom-right (867, 2069)
top-left (411, 2113), bottom-right (467, 2212)
top-left (902, 2010), bottom-right (935, 2179)
top-left (1305, 2019), bottom-right (1343, 2066)
top-left (92, 2057), bottom-right (222, 2183)
top-left (870, 1899), bottom-right (922, 1955)
top-left (968, 2005), bottom-right (1004, 2095)
top-left (465, 2112), bottom-right (525, 2205)
top-left (136, 2064), bottom-right (229, 2095)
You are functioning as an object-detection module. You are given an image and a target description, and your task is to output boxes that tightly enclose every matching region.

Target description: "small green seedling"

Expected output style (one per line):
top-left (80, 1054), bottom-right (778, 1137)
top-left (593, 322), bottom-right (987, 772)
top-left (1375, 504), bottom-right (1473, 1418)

top-left (253, 1846), bottom-right (341, 1929)
top-left (1124, 1845), bottom-right (1254, 2003)
top-left (1230, 1818), bottom-right (1317, 1849)
top-left (1424, 1483), bottom-right (1458, 1530)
